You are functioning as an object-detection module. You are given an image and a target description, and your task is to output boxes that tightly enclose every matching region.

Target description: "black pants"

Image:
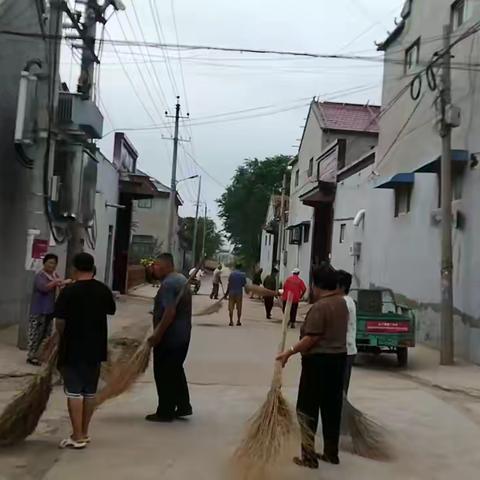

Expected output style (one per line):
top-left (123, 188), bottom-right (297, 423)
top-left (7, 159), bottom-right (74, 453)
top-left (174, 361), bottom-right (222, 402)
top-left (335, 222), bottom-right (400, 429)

top-left (264, 296), bottom-right (274, 318)
top-left (282, 301), bottom-right (299, 326)
top-left (344, 354), bottom-right (356, 395)
top-left (296, 353), bottom-right (346, 461)
top-left (210, 283), bottom-right (219, 299)
top-left (153, 344), bottom-right (191, 418)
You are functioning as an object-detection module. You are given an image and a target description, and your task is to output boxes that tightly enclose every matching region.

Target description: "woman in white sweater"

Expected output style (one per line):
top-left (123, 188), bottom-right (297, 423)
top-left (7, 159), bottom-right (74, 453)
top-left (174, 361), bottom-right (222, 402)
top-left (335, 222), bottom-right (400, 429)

top-left (337, 270), bottom-right (357, 394)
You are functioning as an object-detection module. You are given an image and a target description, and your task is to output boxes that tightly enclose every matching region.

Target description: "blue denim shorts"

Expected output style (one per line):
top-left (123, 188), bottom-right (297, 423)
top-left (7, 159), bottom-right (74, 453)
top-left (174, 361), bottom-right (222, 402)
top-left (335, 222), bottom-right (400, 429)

top-left (61, 364), bottom-right (101, 399)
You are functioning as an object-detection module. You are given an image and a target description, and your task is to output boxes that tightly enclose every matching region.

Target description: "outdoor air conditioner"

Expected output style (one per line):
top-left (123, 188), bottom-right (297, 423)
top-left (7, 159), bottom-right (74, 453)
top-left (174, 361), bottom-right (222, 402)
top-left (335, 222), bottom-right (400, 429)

top-left (349, 242), bottom-right (362, 258)
top-left (52, 143), bottom-right (98, 225)
top-left (57, 92), bottom-right (104, 139)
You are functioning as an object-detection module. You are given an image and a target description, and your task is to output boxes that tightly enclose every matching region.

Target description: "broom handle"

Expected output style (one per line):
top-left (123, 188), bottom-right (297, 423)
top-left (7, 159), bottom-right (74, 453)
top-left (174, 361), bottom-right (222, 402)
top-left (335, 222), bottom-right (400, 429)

top-left (272, 293), bottom-right (293, 387)
top-left (278, 293), bottom-right (293, 354)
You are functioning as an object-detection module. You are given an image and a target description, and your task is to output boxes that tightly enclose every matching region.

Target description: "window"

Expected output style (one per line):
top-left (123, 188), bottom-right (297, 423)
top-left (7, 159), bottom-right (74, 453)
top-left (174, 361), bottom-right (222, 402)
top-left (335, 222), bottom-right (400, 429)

top-left (451, 0), bottom-right (471, 29)
top-left (289, 226), bottom-right (302, 245)
top-left (339, 223), bottom-right (346, 243)
top-left (405, 38), bottom-right (420, 73)
top-left (130, 235), bottom-right (155, 260)
top-left (303, 223), bottom-right (310, 243)
top-left (394, 185), bottom-right (412, 217)
top-left (308, 158), bottom-right (314, 177)
top-left (294, 169), bottom-right (299, 187)
top-left (138, 198), bottom-right (152, 209)
top-left (268, 235), bottom-right (272, 246)
top-left (265, 235), bottom-right (268, 246)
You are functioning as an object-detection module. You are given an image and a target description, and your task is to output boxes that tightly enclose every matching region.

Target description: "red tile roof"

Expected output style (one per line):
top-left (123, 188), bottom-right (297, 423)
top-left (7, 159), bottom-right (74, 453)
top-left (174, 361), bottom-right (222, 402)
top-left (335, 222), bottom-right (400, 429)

top-left (315, 101), bottom-right (381, 134)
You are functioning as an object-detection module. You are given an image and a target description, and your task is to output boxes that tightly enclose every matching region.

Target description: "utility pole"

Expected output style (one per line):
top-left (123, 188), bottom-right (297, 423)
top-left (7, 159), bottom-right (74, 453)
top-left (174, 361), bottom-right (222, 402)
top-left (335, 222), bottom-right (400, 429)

top-left (276, 173), bottom-right (287, 269)
top-left (192, 176), bottom-right (202, 267)
top-left (201, 203), bottom-right (207, 260)
top-left (166, 96), bottom-right (190, 253)
top-left (439, 24), bottom-right (454, 365)
top-left (65, 0), bottom-right (98, 273)
top-left (65, 0), bottom-right (122, 274)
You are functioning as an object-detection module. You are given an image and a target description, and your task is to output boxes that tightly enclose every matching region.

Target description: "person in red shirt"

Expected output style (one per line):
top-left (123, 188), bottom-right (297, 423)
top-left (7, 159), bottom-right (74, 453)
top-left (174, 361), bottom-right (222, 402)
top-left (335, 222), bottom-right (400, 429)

top-left (282, 268), bottom-right (307, 328)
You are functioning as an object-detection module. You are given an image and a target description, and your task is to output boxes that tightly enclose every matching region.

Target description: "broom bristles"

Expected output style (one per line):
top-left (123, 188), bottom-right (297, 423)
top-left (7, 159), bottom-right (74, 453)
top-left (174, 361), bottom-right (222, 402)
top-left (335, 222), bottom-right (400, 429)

top-left (232, 297), bottom-right (295, 477)
top-left (193, 298), bottom-right (224, 317)
top-left (0, 348), bottom-right (57, 446)
top-left (95, 342), bottom-right (151, 407)
top-left (245, 285), bottom-right (277, 297)
top-left (343, 397), bottom-right (393, 461)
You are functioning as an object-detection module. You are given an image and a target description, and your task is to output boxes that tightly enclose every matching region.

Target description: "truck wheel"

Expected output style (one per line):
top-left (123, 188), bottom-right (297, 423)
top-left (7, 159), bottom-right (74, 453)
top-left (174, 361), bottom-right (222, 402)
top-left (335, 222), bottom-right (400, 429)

top-left (397, 347), bottom-right (408, 367)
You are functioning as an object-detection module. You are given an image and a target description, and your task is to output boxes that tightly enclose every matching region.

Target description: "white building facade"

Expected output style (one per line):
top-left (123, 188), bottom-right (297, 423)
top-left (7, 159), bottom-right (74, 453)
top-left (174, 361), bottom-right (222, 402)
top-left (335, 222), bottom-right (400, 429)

top-left (329, 0), bottom-right (480, 363)
top-left (283, 101), bottom-right (379, 285)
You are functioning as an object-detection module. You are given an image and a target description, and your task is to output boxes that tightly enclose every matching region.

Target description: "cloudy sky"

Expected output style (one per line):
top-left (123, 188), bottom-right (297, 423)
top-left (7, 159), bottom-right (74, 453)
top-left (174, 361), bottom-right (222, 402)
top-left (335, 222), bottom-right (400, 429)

top-left (61, 0), bottom-right (405, 227)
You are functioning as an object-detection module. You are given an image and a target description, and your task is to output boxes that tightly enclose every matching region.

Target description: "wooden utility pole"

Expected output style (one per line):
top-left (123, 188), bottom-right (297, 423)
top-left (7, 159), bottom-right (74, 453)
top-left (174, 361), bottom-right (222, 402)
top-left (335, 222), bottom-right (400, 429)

top-left (439, 24), bottom-right (454, 365)
top-left (201, 203), bottom-right (207, 260)
top-left (167, 97), bottom-right (181, 253)
top-left (276, 173), bottom-right (287, 269)
top-left (192, 176), bottom-right (201, 267)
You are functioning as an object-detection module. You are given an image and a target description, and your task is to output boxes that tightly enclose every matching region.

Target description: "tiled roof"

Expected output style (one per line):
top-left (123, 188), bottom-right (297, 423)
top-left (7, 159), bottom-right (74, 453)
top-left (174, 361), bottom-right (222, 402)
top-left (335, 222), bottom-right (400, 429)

top-left (315, 101), bottom-right (381, 134)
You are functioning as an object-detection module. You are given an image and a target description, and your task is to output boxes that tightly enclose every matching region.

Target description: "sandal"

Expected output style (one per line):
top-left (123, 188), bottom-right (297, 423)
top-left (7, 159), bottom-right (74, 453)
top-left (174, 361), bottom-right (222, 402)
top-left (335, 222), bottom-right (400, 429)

top-left (59, 437), bottom-right (87, 449)
top-left (293, 456), bottom-right (319, 469)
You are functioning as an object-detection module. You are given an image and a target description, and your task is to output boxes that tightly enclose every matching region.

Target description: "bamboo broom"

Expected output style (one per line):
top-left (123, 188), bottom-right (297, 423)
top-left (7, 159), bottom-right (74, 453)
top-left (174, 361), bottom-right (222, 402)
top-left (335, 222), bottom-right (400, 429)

top-left (95, 263), bottom-right (202, 407)
top-left (0, 346), bottom-right (58, 446)
top-left (245, 284), bottom-right (277, 298)
top-left (232, 295), bottom-right (294, 477)
top-left (342, 396), bottom-right (393, 460)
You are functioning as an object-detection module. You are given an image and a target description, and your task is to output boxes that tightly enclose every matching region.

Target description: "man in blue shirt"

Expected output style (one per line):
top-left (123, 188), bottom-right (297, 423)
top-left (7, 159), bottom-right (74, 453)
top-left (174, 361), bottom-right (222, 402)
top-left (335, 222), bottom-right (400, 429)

top-left (226, 264), bottom-right (247, 326)
top-left (147, 253), bottom-right (192, 422)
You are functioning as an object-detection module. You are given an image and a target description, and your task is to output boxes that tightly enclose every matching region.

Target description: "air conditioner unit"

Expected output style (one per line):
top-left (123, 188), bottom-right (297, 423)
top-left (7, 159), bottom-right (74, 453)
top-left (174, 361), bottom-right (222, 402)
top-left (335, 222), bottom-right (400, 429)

top-left (349, 242), bottom-right (362, 258)
top-left (57, 92), bottom-right (104, 139)
top-left (52, 144), bottom-right (98, 225)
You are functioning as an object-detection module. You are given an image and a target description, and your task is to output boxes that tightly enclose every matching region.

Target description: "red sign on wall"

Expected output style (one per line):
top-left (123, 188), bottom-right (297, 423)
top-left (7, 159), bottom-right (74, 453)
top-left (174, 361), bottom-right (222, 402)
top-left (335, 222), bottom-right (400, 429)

top-left (32, 239), bottom-right (49, 260)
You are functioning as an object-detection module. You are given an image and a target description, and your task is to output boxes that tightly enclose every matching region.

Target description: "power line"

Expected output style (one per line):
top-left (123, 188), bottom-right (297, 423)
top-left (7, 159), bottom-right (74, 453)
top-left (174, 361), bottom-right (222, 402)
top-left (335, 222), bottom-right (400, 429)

top-left (127, 3), bottom-right (170, 110)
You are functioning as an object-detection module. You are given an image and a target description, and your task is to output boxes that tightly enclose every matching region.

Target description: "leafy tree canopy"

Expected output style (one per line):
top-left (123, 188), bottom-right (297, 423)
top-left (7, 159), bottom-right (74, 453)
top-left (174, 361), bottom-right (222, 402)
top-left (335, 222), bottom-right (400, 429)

top-left (217, 155), bottom-right (291, 270)
top-left (179, 216), bottom-right (224, 261)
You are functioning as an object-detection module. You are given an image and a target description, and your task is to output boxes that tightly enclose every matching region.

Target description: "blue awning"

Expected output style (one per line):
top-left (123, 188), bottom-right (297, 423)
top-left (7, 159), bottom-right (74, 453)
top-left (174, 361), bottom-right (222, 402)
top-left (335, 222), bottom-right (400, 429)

top-left (374, 173), bottom-right (415, 189)
top-left (414, 149), bottom-right (469, 173)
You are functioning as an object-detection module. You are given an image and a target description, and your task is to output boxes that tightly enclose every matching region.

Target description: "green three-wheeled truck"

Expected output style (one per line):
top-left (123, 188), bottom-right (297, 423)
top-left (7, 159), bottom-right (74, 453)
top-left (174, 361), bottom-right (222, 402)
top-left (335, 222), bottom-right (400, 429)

top-left (351, 288), bottom-right (416, 367)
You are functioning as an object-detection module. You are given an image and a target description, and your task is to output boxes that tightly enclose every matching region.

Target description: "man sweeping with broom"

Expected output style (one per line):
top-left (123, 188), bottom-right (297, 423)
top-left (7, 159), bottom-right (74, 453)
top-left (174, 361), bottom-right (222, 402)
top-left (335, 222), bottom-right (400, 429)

top-left (276, 264), bottom-right (348, 468)
top-left (146, 253), bottom-right (193, 422)
top-left (55, 253), bottom-right (116, 449)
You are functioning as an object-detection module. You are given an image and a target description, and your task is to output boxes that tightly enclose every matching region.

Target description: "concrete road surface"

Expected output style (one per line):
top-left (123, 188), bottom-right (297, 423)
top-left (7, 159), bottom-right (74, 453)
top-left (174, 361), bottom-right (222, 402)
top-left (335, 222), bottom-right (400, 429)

top-left (1, 278), bottom-right (480, 480)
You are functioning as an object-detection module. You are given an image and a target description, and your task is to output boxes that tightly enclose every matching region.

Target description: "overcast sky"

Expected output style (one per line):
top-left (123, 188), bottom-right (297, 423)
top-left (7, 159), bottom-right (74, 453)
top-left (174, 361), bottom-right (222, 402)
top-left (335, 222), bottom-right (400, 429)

top-left (61, 0), bottom-right (405, 230)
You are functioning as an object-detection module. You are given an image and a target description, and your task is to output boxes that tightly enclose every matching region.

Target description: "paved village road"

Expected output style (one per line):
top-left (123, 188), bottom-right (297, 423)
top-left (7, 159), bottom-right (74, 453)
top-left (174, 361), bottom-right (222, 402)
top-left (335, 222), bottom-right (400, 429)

top-left (1, 277), bottom-right (480, 480)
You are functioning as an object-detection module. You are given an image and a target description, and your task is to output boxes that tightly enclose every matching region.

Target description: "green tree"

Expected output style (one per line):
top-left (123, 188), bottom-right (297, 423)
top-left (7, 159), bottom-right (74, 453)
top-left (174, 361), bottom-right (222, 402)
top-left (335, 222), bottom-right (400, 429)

top-left (179, 216), bottom-right (224, 261)
top-left (217, 155), bottom-right (291, 270)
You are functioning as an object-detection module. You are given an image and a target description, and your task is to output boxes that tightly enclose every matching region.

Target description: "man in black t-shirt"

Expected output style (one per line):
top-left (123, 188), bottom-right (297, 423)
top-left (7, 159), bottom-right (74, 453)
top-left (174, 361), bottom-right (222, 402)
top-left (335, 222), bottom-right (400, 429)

top-left (55, 252), bottom-right (116, 449)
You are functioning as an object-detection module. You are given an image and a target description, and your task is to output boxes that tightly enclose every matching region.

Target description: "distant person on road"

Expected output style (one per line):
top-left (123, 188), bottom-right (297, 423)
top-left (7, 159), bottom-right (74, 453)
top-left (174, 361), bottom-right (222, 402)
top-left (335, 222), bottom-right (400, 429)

top-left (147, 253), bottom-right (193, 422)
top-left (262, 267), bottom-right (278, 319)
top-left (226, 263), bottom-right (247, 326)
top-left (55, 253), bottom-right (116, 449)
top-left (276, 264), bottom-right (348, 468)
top-left (27, 253), bottom-right (63, 366)
top-left (337, 270), bottom-right (357, 395)
top-left (210, 264), bottom-right (223, 300)
top-left (282, 268), bottom-right (307, 328)
top-left (250, 267), bottom-right (263, 298)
